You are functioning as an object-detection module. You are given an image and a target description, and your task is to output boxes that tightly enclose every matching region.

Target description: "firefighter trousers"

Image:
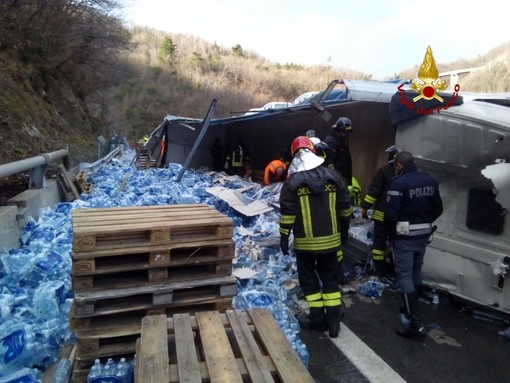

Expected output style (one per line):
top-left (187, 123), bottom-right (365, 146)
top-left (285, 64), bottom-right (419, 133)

top-left (295, 250), bottom-right (342, 326)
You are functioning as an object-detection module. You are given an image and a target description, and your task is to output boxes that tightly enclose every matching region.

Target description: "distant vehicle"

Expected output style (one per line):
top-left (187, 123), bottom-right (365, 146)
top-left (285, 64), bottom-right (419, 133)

top-left (244, 101), bottom-right (291, 115)
top-left (292, 91), bottom-right (320, 105)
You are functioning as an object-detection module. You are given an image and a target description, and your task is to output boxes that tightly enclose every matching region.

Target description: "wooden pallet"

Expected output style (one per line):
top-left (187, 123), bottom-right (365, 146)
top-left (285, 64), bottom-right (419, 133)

top-left (71, 297), bottom-right (233, 361)
top-left (71, 170), bottom-right (92, 194)
top-left (72, 255), bottom-right (233, 292)
top-left (71, 204), bottom-right (233, 253)
top-left (135, 309), bottom-right (314, 383)
top-left (57, 164), bottom-right (81, 201)
top-left (72, 239), bottom-right (234, 287)
top-left (72, 275), bottom-right (237, 318)
top-left (72, 239), bottom-right (234, 272)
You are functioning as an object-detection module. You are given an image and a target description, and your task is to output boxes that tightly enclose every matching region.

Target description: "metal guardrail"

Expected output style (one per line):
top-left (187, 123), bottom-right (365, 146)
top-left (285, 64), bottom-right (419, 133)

top-left (78, 146), bottom-right (124, 173)
top-left (0, 146), bottom-right (124, 190)
top-left (0, 148), bottom-right (70, 188)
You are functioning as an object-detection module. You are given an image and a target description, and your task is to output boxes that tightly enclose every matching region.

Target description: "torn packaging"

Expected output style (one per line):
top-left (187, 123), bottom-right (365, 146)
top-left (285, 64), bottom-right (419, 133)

top-left (205, 186), bottom-right (273, 216)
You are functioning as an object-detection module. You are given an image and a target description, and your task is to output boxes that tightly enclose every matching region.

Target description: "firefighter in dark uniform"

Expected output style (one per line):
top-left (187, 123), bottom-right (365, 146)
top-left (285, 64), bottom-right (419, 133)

top-left (360, 145), bottom-right (399, 275)
top-left (307, 128), bottom-right (351, 285)
top-left (279, 136), bottom-right (352, 338)
top-left (225, 139), bottom-right (250, 177)
top-left (323, 117), bottom-right (353, 187)
top-left (385, 151), bottom-right (443, 338)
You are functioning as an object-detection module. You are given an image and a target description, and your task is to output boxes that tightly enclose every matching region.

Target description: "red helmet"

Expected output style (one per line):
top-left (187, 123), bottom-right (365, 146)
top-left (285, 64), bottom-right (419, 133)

top-left (291, 136), bottom-right (316, 156)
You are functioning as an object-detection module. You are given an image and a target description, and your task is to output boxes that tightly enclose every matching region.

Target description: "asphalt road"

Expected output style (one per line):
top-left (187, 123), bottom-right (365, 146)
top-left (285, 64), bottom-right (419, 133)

top-left (300, 278), bottom-right (510, 383)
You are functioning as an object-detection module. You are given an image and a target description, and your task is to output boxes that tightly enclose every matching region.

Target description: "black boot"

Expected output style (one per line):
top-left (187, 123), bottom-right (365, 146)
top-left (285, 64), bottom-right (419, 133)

top-left (326, 305), bottom-right (341, 338)
top-left (396, 292), bottom-right (426, 339)
top-left (296, 307), bottom-right (328, 332)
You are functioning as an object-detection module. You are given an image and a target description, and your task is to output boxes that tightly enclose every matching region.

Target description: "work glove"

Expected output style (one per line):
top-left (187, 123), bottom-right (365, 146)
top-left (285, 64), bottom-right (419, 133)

top-left (224, 161), bottom-right (229, 170)
top-left (361, 208), bottom-right (369, 220)
top-left (280, 234), bottom-right (289, 255)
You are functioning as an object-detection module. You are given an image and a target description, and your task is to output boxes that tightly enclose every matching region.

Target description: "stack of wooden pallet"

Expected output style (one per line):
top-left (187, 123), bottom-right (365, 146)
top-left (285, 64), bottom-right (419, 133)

top-left (71, 170), bottom-right (92, 194)
top-left (135, 309), bottom-right (315, 383)
top-left (69, 204), bottom-right (237, 382)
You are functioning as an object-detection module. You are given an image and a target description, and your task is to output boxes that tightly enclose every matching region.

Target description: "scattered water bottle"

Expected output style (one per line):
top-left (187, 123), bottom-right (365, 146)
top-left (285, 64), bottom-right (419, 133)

top-left (51, 359), bottom-right (70, 383)
top-left (499, 326), bottom-right (510, 341)
top-left (0, 367), bottom-right (41, 383)
top-left (432, 290), bottom-right (440, 305)
top-left (357, 278), bottom-right (387, 298)
top-left (297, 343), bottom-right (310, 368)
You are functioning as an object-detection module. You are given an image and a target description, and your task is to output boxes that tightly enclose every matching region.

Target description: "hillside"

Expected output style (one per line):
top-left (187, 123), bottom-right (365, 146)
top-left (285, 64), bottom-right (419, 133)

top-left (1, 10), bottom-right (510, 167)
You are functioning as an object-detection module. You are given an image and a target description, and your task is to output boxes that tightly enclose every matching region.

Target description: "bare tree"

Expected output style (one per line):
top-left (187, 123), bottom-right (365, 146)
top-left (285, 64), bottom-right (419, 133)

top-left (0, 0), bottom-right (132, 99)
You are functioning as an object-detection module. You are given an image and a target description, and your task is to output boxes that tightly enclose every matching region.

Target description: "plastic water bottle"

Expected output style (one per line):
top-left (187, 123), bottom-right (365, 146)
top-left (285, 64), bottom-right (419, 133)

top-left (0, 367), bottom-right (41, 383)
top-left (93, 358), bottom-right (103, 374)
top-left (105, 357), bottom-right (116, 372)
top-left (87, 365), bottom-right (100, 382)
top-left (115, 357), bottom-right (130, 383)
top-left (499, 326), bottom-right (510, 341)
top-left (51, 359), bottom-right (71, 383)
top-left (129, 354), bottom-right (137, 383)
top-left (432, 290), bottom-right (440, 304)
top-left (297, 343), bottom-right (310, 368)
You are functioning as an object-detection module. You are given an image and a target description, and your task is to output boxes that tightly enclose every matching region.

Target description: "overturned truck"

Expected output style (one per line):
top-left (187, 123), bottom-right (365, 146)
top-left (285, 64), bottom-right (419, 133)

top-left (144, 79), bottom-right (510, 314)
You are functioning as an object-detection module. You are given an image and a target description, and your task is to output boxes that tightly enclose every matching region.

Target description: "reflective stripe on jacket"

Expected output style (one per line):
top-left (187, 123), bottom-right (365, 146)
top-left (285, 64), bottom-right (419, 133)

top-left (279, 166), bottom-right (352, 253)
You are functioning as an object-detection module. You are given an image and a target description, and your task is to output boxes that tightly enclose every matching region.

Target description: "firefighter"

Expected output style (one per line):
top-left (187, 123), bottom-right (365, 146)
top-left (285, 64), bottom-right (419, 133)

top-left (264, 159), bottom-right (287, 185)
top-left (385, 151), bottom-right (443, 338)
top-left (225, 139), bottom-right (250, 177)
top-left (279, 136), bottom-right (352, 338)
top-left (360, 145), bottom-right (399, 276)
top-left (308, 128), bottom-right (354, 285)
top-left (323, 117), bottom-right (353, 186)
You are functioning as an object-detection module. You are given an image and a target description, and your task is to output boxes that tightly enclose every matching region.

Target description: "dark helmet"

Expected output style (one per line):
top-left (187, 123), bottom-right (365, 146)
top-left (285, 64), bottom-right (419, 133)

top-left (290, 136), bottom-right (316, 156)
top-left (305, 129), bottom-right (317, 138)
top-left (332, 117), bottom-right (352, 132)
top-left (385, 145), bottom-right (399, 164)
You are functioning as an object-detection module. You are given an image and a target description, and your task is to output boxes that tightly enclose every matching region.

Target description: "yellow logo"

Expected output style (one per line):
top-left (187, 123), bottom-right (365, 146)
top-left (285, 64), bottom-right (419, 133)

top-left (397, 45), bottom-right (460, 115)
top-left (410, 46), bottom-right (448, 102)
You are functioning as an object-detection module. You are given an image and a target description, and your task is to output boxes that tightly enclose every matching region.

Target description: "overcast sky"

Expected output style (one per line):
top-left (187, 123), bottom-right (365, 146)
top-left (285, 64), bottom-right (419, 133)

top-left (122, 0), bottom-right (508, 80)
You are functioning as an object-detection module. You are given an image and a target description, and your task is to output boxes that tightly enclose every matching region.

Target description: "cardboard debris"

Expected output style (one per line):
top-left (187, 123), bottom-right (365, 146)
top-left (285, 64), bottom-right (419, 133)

top-left (232, 267), bottom-right (258, 280)
top-left (205, 186), bottom-right (273, 216)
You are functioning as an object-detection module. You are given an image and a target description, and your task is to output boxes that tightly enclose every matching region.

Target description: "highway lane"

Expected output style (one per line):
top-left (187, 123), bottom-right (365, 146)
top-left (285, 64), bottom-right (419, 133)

top-left (300, 282), bottom-right (510, 383)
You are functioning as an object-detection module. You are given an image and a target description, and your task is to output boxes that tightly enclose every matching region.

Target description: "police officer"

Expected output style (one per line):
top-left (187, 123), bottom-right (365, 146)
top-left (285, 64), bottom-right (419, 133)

top-left (279, 136), bottom-right (352, 338)
top-left (385, 151), bottom-right (443, 338)
top-left (361, 145), bottom-right (399, 275)
top-left (323, 117), bottom-right (353, 186)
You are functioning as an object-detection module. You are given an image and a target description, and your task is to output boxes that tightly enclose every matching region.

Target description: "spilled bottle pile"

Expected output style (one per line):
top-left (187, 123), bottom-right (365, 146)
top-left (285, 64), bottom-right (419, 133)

top-left (5, 147), bottom-right (377, 380)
